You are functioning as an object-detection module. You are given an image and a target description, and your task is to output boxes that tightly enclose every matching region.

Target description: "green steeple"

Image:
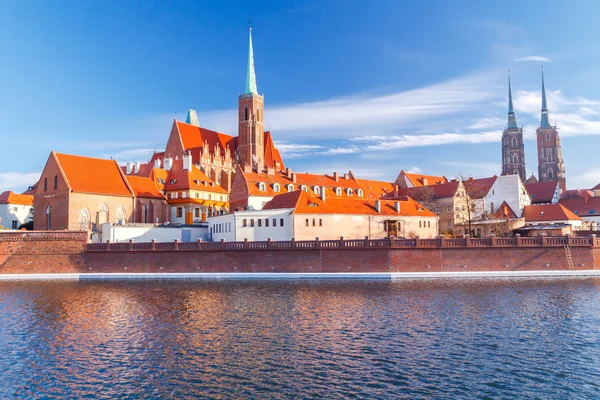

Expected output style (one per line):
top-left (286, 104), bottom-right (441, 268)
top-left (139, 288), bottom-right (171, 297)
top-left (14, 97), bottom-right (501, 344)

top-left (540, 68), bottom-right (551, 128)
top-left (507, 72), bottom-right (518, 129)
top-left (245, 27), bottom-right (258, 95)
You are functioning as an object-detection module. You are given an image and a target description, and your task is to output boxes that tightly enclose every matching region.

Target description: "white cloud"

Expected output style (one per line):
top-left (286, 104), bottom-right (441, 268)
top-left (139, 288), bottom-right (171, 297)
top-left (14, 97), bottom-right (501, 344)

top-left (0, 172), bottom-right (40, 193)
top-left (407, 167), bottom-right (423, 174)
top-left (198, 72), bottom-right (497, 138)
top-left (569, 170), bottom-right (600, 190)
top-left (514, 56), bottom-right (551, 62)
top-left (350, 131), bottom-right (500, 150)
top-left (441, 161), bottom-right (501, 176)
top-left (276, 143), bottom-right (323, 153)
top-left (318, 147), bottom-right (360, 155)
top-left (109, 148), bottom-right (157, 163)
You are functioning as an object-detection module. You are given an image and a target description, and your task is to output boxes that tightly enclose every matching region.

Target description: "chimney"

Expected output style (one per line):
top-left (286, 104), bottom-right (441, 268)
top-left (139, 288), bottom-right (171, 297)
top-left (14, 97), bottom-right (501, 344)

top-left (422, 178), bottom-right (428, 185)
top-left (164, 157), bottom-right (173, 171)
top-left (134, 161), bottom-right (141, 174)
top-left (154, 158), bottom-right (162, 169)
top-left (286, 167), bottom-right (292, 178)
top-left (343, 173), bottom-right (349, 180)
top-left (394, 184), bottom-right (399, 197)
top-left (267, 167), bottom-right (275, 176)
top-left (126, 162), bottom-right (133, 175)
top-left (320, 186), bottom-right (326, 201)
top-left (375, 200), bottom-right (381, 213)
top-left (183, 152), bottom-right (192, 171)
top-left (333, 172), bottom-right (338, 181)
top-left (243, 165), bottom-right (252, 173)
top-left (292, 173), bottom-right (297, 183)
top-left (394, 201), bottom-right (400, 213)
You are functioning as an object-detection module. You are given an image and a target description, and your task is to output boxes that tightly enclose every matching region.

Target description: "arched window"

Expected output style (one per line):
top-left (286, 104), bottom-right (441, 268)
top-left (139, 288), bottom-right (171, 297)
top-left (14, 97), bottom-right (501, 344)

top-left (116, 206), bottom-right (127, 225)
top-left (347, 188), bottom-right (353, 196)
top-left (273, 183), bottom-right (280, 193)
top-left (314, 186), bottom-right (321, 195)
top-left (547, 168), bottom-right (554, 180)
top-left (46, 205), bottom-right (52, 230)
top-left (44, 178), bottom-right (48, 192)
top-left (143, 205), bottom-right (149, 223)
top-left (287, 184), bottom-right (294, 192)
top-left (336, 187), bottom-right (342, 196)
top-left (513, 154), bottom-right (518, 164)
top-left (258, 182), bottom-right (266, 192)
top-left (244, 107), bottom-right (248, 121)
top-left (513, 168), bottom-right (519, 175)
top-left (546, 133), bottom-right (550, 141)
top-left (257, 109), bottom-right (260, 121)
top-left (512, 137), bottom-right (517, 147)
top-left (357, 189), bottom-right (363, 197)
top-left (54, 175), bottom-right (58, 190)
top-left (98, 203), bottom-right (109, 225)
top-left (79, 208), bottom-right (90, 230)
top-left (546, 148), bottom-right (552, 162)
top-left (300, 185), bottom-right (308, 192)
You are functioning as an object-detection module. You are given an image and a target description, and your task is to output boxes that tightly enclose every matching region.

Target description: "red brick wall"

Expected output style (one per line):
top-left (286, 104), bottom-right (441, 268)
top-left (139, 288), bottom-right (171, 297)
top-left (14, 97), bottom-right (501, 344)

top-left (1, 232), bottom-right (598, 274)
top-left (229, 168), bottom-right (250, 211)
top-left (34, 153), bottom-right (70, 230)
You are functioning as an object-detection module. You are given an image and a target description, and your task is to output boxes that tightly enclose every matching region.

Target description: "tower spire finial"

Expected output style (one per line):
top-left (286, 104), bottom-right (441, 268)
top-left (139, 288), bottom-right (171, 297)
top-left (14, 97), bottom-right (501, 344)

top-left (507, 69), bottom-right (517, 129)
top-left (540, 66), bottom-right (551, 128)
top-left (245, 21), bottom-right (258, 95)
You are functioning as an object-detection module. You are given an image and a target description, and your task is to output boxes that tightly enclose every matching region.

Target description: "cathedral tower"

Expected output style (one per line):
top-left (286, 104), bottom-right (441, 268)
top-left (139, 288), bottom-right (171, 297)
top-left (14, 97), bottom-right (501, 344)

top-left (237, 27), bottom-right (265, 172)
top-left (536, 70), bottom-right (566, 192)
top-left (501, 73), bottom-right (526, 181)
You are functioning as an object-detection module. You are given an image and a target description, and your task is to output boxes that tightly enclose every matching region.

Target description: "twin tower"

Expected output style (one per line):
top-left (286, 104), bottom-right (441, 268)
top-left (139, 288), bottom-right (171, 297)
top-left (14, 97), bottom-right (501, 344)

top-left (501, 71), bottom-right (566, 192)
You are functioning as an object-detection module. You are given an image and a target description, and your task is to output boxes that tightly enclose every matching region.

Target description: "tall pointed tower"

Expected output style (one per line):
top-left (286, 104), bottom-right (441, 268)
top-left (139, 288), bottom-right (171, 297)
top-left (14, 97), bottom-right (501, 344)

top-left (501, 73), bottom-right (526, 181)
top-left (237, 26), bottom-right (265, 172)
top-left (536, 69), bottom-right (566, 192)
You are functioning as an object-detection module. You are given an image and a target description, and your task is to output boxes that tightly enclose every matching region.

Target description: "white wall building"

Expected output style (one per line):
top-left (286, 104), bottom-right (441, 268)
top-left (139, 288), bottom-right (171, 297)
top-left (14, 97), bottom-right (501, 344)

top-left (485, 174), bottom-right (531, 216)
top-left (0, 191), bottom-right (33, 230)
top-left (209, 209), bottom-right (294, 242)
top-left (100, 223), bottom-right (210, 243)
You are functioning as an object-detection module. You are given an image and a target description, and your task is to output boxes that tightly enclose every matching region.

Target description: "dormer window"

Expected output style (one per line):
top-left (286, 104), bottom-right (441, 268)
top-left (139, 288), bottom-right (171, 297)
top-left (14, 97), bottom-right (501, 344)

top-left (336, 188), bottom-right (342, 196)
top-left (194, 180), bottom-right (200, 185)
top-left (287, 184), bottom-right (294, 192)
top-left (170, 179), bottom-right (176, 184)
top-left (314, 186), bottom-right (321, 195)
top-left (357, 189), bottom-right (363, 197)
top-left (158, 178), bottom-right (166, 185)
top-left (347, 188), bottom-right (353, 196)
top-left (259, 182), bottom-right (266, 192)
top-left (273, 183), bottom-right (280, 193)
top-left (301, 185), bottom-right (308, 192)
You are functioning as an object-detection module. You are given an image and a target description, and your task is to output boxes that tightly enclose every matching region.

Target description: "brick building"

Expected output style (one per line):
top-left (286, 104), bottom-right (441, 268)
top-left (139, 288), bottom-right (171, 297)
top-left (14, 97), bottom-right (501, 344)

top-left (501, 74), bottom-right (526, 181)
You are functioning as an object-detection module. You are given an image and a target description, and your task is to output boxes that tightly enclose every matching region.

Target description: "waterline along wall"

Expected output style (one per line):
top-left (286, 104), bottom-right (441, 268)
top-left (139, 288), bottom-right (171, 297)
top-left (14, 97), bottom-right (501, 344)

top-left (1, 231), bottom-right (599, 275)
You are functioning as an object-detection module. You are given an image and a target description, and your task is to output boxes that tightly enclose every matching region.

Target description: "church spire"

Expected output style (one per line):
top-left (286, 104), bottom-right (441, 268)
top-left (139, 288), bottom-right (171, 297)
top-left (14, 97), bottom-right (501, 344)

top-left (540, 67), bottom-right (551, 128)
top-left (507, 71), bottom-right (517, 129)
top-left (245, 26), bottom-right (258, 95)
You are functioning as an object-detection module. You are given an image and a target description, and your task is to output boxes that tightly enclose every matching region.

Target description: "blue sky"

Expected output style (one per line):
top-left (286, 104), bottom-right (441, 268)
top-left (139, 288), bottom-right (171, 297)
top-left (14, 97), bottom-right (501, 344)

top-left (2, 0), bottom-right (600, 192)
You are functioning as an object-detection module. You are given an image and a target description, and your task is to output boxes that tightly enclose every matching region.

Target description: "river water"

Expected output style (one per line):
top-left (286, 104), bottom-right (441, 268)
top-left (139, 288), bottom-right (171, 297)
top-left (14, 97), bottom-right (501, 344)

top-left (1, 278), bottom-right (600, 399)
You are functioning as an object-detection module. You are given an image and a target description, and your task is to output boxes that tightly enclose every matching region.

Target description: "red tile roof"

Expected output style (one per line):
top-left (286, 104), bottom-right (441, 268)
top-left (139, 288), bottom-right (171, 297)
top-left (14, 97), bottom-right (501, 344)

top-left (525, 181), bottom-right (558, 204)
top-left (462, 177), bottom-right (497, 199)
top-left (355, 179), bottom-right (397, 200)
top-left (125, 176), bottom-right (165, 199)
top-left (21, 181), bottom-right (38, 195)
top-left (490, 201), bottom-right (518, 220)
top-left (264, 131), bottom-right (285, 170)
top-left (55, 152), bottom-right (133, 196)
top-left (163, 160), bottom-right (228, 194)
top-left (559, 196), bottom-right (600, 217)
top-left (0, 191), bottom-right (33, 205)
top-left (522, 204), bottom-right (582, 222)
top-left (593, 183), bottom-right (600, 190)
top-left (263, 190), bottom-right (437, 217)
top-left (176, 121), bottom-right (236, 156)
top-left (401, 171), bottom-right (448, 187)
top-left (396, 181), bottom-right (461, 199)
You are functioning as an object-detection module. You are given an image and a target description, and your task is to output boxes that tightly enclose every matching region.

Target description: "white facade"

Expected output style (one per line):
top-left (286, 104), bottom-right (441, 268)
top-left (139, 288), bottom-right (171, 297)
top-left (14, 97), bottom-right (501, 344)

top-left (247, 195), bottom-right (274, 211)
top-left (486, 174), bottom-right (531, 216)
top-left (209, 209), bottom-right (294, 241)
top-left (100, 223), bottom-right (210, 243)
top-left (0, 204), bottom-right (33, 230)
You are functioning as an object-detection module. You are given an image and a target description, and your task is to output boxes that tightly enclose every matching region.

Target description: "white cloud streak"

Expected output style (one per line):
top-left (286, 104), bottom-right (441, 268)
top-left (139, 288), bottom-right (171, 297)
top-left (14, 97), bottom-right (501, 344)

top-left (0, 172), bottom-right (40, 193)
top-left (514, 56), bottom-right (551, 62)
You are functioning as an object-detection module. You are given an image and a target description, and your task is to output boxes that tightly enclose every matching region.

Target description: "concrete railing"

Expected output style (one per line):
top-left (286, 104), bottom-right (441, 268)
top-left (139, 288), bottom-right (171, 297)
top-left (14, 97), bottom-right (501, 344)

top-left (86, 234), bottom-right (599, 252)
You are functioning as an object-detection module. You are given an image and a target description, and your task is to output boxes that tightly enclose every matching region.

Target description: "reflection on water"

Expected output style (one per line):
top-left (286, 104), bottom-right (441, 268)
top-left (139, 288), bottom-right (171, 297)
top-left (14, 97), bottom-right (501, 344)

top-left (1, 279), bottom-right (600, 398)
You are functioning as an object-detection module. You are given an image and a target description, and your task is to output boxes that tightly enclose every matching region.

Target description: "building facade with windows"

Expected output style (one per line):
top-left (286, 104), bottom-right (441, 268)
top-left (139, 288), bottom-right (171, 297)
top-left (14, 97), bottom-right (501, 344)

top-left (501, 75), bottom-right (526, 181)
top-left (0, 191), bottom-right (33, 229)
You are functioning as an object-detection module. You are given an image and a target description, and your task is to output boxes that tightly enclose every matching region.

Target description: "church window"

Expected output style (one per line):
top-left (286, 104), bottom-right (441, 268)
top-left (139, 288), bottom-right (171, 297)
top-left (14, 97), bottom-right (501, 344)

top-left (512, 137), bottom-right (517, 147)
top-left (116, 206), bottom-right (127, 225)
top-left (357, 189), bottom-right (363, 197)
top-left (244, 107), bottom-right (249, 121)
top-left (46, 205), bottom-right (52, 230)
top-left (258, 182), bottom-right (266, 192)
top-left (547, 169), bottom-right (554, 179)
top-left (336, 188), bottom-right (342, 196)
top-left (513, 154), bottom-right (518, 164)
top-left (546, 133), bottom-right (550, 141)
top-left (273, 183), bottom-right (280, 192)
top-left (314, 186), bottom-right (320, 195)
top-left (54, 175), bottom-right (58, 190)
top-left (79, 208), bottom-right (90, 230)
top-left (44, 178), bottom-right (48, 192)
top-left (513, 168), bottom-right (519, 175)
